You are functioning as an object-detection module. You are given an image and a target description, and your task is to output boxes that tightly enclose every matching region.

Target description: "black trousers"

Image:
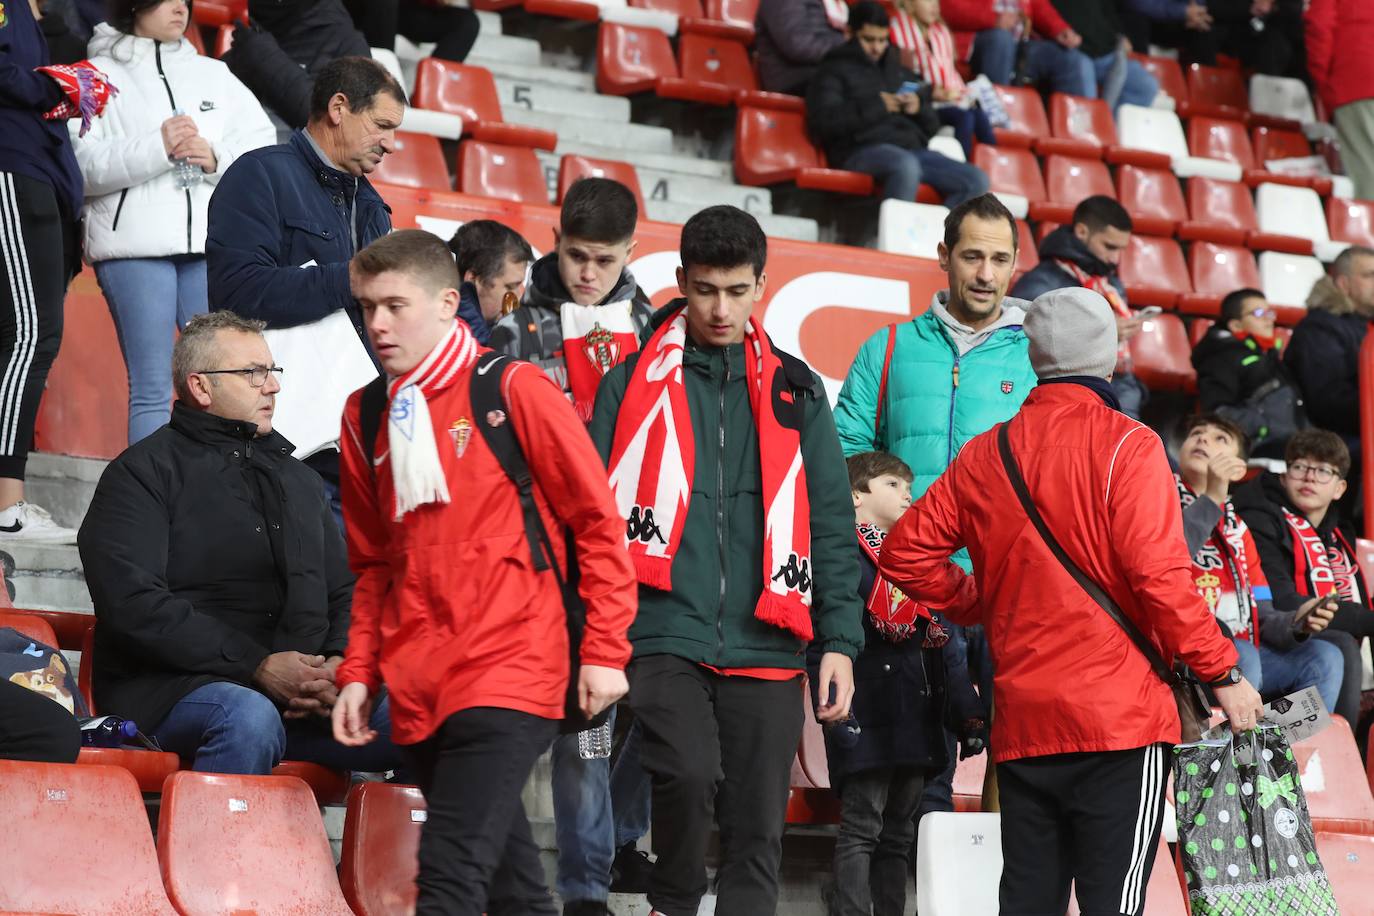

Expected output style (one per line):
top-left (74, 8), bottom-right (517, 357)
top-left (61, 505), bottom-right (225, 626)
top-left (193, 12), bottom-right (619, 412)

top-left (0, 679), bottom-right (80, 764)
top-left (628, 654), bottom-right (805, 916)
top-left (402, 707), bottom-right (559, 916)
top-left (833, 766), bottom-right (925, 916)
top-left (998, 744), bottom-right (1168, 916)
top-left (0, 172), bottom-right (74, 481)
top-left (345, 0), bottom-right (480, 62)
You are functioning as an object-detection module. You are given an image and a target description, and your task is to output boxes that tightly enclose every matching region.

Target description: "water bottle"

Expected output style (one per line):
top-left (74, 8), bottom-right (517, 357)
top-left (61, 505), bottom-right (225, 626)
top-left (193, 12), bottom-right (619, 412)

top-left (170, 108), bottom-right (201, 190)
top-left (577, 719), bottom-right (613, 760)
top-left (80, 715), bottom-right (139, 748)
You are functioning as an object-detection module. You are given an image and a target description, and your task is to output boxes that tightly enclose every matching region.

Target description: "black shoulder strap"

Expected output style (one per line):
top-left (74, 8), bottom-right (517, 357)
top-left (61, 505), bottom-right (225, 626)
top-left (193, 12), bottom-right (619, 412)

top-left (359, 375), bottom-right (388, 471)
top-left (778, 349), bottom-right (820, 398)
top-left (995, 421), bottom-right (1175, 684)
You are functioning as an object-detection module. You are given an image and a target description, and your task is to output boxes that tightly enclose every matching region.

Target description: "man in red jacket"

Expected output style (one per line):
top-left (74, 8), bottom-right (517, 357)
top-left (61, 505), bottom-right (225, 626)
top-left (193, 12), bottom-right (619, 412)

top-left (942, 0), bottom-right (1095, 97)
top-left (331, 230), bottom-right (637, 916)
top-left (1307, 0), bottom-right (1374, 200)
top-left (881, 287), bottom-right (1262, 915)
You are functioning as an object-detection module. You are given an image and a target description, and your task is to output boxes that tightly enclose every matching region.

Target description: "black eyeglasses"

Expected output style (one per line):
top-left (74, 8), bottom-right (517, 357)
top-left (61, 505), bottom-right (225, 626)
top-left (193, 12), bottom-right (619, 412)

top-left (1287, 462), bottom-right (1340, 484)
top-left (197, 366), bottom-right (284, 388)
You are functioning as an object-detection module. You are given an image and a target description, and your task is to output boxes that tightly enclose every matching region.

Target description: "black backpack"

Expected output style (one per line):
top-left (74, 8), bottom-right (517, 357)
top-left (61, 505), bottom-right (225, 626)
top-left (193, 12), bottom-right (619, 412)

top-left (358, 352), bottom-right (609, 734)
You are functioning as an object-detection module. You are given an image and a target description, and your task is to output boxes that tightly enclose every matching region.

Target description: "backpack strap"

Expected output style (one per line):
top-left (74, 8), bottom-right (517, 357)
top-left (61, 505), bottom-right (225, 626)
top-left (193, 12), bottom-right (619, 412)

top-left (874, 323), bottom-right (897, 441)
top-left (358, 375), bottom-right (388, 476)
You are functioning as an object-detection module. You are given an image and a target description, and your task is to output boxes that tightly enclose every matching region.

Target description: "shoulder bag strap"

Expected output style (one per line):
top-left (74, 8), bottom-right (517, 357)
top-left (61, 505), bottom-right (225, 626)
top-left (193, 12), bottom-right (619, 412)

top-left (875, 323), bottom-right (897, 441)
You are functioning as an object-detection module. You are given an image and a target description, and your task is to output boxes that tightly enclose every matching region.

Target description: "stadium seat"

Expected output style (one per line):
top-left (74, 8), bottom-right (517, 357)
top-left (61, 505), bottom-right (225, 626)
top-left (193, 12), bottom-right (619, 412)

top-left (877, 200), bottom-right (949, 260)
top-left (734, 102), bottom-right (874, 194)
top-left (272, 760), bottom-right (353, 807)
top-left (0, 607), bottom-right (58, 646)
top-left (558, 154), bottom-right (646, 210)
top-left (1182, 62), bottom-right (1247, 119)
top-left (657, 31), bottom-right (755, 105)
top-left (1116, 165), bottom-right (1187, 237)
top-left (1066, 838), bottom-right (1186, 915)
top-left (973, 145), bottom-right (1045, 219)
top-left (78, 615), bottom-right (94, 711)
top-left (1252, 126), bottom-right (1333, 194)
top-left (1042, 94), bottom-right (1168, 169)
top-left (339, 783), bottom-right (426, 916)
top-left (523, 0), bottom-right (609, 23)
top-left (916, 813), bottom-right (1002, 915)
top-left (412, 59), bottom-right (557, 150)
top-left (192, 0), bottom-right (245, 27)
top-left (630, 0), bottom-right (704, 16)
top-left (213, 23), bottom-right (233, 58)
top-left (596, 21), bottom-right (678, 96)
top-left (371, 131), bottom-right (452, 191)
top-left (1357, 539), bottom-right (1374, 594)
top-left (681, 0), bottom-right (757, 42)
top-left (77, 746), bottom-right (182, 794)
top-left (158, 771), bottom-right (354, 915)
top-left (457, 140), bottom-right (550, 204)
top-left (1013, 220), bottom-right (1038, 276)
top-left (1129, 312), bottom-right (1196, 392)
top-left (1118, 235), bottom-right (1190, 309)
top-left (1316, 831), bottom-right (1374, 915)
top-left (0, 760), bottom-right (178, 914)
top-left (1328, 197), bottom-right (1374, 249)
top-left (1117, 105), bottom-right (1240, 181)
top-left (14, 607), bottom-right (97, 653)
top-left (1132, 54), bottom-right (1187, 108)
top-left (1179, 241), bottom-right (1261, 316)
top-left (1178, 177), bottom-right (1255, 246)
top-left (1259, 251), bottom-right (1323, 312)
top-left (1248, 74), bottom-right (1315, 127)
top-left (992, 86), bottom-right (1049, 149)
top-left (1254, 182), bottom-right (1330, 257)
top-left (785, 676), bottom-right (841, 826)
top-left (1188, 317), bottom-right (1213, 349)
top-left (1031, 155), bottom-right (1113, 224)
top-left (1188, 117), bottom-right (1321, 191)
top-left (952, 751), bottom-right (987, 813)
top-left (1292, 714), bottom-right (1374, 835)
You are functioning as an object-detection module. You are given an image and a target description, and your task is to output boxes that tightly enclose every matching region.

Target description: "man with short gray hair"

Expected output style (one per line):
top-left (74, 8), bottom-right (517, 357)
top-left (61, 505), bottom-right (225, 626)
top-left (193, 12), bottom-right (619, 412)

top-left (1288, 245), bottom-right (1374, 443)
top-left (77, 312), bottom-right (403, 776)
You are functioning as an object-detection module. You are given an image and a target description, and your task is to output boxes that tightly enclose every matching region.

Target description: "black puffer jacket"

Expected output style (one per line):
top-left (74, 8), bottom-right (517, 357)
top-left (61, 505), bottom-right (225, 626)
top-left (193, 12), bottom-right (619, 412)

top-left (78, 404), bottom-right (354, 729)
top-left (805, 40), bottom-right (939, 169)
top-left (1192, 328), bottom-right (1305, 455)
top-left (1285, 305), bottom-right (1368, 438)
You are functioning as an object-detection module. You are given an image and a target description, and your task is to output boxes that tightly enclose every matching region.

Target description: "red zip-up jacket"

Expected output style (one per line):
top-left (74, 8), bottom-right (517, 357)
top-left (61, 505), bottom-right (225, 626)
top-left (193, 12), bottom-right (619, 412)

top-left (880, 384), bottom-right (1237, 762)
top-left (1305, 0), bottom-right (1374, 112)
top-left (940, 0), bottom-right (1072, 42)
top-left (335, 358), bottom-right (637, 745)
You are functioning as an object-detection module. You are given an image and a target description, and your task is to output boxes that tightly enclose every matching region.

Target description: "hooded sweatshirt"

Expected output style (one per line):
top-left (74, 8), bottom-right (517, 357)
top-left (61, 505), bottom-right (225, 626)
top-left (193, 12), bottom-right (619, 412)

top-left (930, 291), bottom-right (1027, 356)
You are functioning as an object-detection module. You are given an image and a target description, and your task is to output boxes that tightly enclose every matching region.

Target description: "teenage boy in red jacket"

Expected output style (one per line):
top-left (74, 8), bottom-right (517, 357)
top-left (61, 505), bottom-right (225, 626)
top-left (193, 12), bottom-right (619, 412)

top-left (332, 229), bottom-right (637, 916)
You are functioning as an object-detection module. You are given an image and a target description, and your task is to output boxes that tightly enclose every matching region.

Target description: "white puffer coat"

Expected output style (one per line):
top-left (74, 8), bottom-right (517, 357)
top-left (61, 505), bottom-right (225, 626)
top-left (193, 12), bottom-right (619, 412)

top-left (72, 24), bottom-right (276, 263)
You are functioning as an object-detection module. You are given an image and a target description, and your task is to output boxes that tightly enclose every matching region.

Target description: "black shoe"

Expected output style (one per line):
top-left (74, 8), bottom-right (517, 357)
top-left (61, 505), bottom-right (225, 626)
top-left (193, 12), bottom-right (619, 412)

top-left (609, 842), bottom-right (655, 894)
top-left (562, 901), bottom-right (611, 916)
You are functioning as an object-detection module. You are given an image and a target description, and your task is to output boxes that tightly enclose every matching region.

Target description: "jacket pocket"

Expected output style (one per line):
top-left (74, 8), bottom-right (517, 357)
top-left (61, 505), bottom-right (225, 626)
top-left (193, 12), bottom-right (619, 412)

top-left (282, 216), bottom-right (339, 266)
top-left (110, 189), bottom-right (129, 233)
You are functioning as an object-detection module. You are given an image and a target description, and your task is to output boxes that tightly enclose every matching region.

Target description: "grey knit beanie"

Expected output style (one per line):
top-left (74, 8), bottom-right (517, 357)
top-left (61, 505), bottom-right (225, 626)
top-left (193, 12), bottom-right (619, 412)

top-left (1024, 288), bottom-right (1119, 380)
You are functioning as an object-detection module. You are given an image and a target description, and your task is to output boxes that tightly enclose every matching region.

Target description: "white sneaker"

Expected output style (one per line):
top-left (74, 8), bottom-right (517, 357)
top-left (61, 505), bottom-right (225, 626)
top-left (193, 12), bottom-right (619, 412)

top-left (0, 501), bottom-right (77, 544)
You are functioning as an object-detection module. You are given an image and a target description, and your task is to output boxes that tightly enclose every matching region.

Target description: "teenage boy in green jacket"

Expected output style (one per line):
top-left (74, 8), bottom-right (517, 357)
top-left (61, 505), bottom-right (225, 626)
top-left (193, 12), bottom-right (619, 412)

top-left (589, 205), bottom-right (864, 916)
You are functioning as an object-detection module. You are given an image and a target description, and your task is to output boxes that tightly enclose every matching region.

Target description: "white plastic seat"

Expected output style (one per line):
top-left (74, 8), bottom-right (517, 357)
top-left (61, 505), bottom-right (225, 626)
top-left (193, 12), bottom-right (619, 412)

top-left (1248, 74), bottom-right (1316, 125)
top-left (928, 134), bottom-right (965, 163)
top-left (916, 812), bottom-right (1002, 916)
top-left (1254, 182), bottom-right (1348, 261)
top-left (1259, 251), bottom-right (1325, 308)
top-left (1117, 104), bottom-right (1242, 181)
top-left (877, 200), bottom-right (949, 261)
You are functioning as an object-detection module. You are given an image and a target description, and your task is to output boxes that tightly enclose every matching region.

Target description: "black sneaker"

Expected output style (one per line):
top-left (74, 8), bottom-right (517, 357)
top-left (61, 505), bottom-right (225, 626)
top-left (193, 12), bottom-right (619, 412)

top-left (609, 842), bottom-right (655, 894)
top-left (562, 901), bottom-right (611, 916)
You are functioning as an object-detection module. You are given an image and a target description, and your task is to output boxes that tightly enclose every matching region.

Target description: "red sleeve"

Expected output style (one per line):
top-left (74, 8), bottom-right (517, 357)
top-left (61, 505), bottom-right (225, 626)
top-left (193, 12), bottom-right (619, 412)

top-left (1304, 0), bottom-right (1335, 111)
top-left (939, 0), bottom-right (997, 32)
top-left (879, 450), bottom-right (981, 625)
top-left (1028, 0), bottom-right (1070, 40)
top-left (334, 392), bottom-right (388, 695)
top-left (505, 363), bottom-right (637, 671)
top-left (1104, 429), bottom-right (1238, 682)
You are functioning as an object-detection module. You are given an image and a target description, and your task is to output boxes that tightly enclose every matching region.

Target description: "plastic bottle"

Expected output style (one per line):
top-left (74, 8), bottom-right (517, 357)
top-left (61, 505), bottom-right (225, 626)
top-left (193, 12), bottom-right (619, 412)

top-left (80, 715), bottom-right (139, 748)
top-left (577, 719), bottom-right (614, 760)
top-left (170, 108), bottom-right (201, 190)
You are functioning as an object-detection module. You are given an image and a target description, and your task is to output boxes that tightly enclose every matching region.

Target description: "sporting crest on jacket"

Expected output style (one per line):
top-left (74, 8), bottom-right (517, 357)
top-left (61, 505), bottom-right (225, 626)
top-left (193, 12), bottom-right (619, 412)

top-left (449, 418), bottom-right (472, 459)
top-left (1001, 380), bottom-right (1014, 395)
top-left (582, 323), bottom-right (623, 376)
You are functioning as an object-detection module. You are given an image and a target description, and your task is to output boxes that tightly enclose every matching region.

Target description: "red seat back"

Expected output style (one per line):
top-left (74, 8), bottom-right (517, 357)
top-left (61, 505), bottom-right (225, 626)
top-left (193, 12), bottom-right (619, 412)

top-left (1067, 837), bottom-right (1186, 914)
top-left (1189, 117), bottom-right (1256, 170)
top-left (735, 105), bottom-right (821, 186)
top-left (1049, 93), bottom-right (1117, 149)
top-left (340, 783), bottom-right (427, 916)
top-left (995, 85), bottom-right (1050, 137)
top-left (0, 608), bottom-right (58, 646)
top-left (952, 752), bottom-right (986, 812)
top-left (412, 58), bottom-right (504, 123)
top-left (1329, 197), bottom-right (1374, 248)
top-left (558, 155), bottom-right (647, 212)
top-left (457, 141), bottom-right (550, 203)
top-left (192, 0), bottom-right (246, 27)
top-left (1293, 715), bottom-right (1374, 834)
top-left (158, 771), bottom-right (353, 915)
top-left (1014, 219), bottom-right (1039, 278)
top-left (1187, 63), bottom-right (1248, 113)
top-left (972, 145), bottom-right (1046, 202)
top-left (704, 0), bottom-right (758, 31)
top-left (1043, 154), bottom-right (1114, 205)
top-left (596, 22), bottom-right (678, 95)
top-left (1187, 177), bottom-right (1258, 230)
top-left (677, 32), bottom-right (756, 92)
top-left (213, 23), bottom-right (234, 58)
top-left (629, 0), bottom-right (704, 15)
top-left (1252, 125), bottom-right (1311, 164)
top-left (1316, 832), bottom-right (1374, 915)
top-left (1189, 241), bottom-right (1261, 296)
top-left (372, 131), bottom-right (452, 191)
top-left (79, 620), bottom-right (95, 713)
top-left (1119, 235), bottom-right (1191, 303)
top-left (0, 760), bottom-right (178, 914)
top-left (1132, 54), bottom-right (1187, 105)
top-left (1117, 164), bottom-right (1186, 230)
top-left (1129, 312), bottom-right (1196, 391)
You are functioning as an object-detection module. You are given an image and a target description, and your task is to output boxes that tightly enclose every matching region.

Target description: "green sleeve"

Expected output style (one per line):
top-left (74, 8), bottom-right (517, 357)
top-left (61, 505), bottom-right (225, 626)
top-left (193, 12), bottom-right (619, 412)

top-left (833, 327), bottom-right (889, 457)
top-left (589, 363), bottom-right (631, 465)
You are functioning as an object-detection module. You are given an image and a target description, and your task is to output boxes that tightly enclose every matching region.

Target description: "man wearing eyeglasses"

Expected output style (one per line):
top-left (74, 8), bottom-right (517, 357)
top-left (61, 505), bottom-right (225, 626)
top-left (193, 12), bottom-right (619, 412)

top-left (76, 311), bottom-right (404, 777)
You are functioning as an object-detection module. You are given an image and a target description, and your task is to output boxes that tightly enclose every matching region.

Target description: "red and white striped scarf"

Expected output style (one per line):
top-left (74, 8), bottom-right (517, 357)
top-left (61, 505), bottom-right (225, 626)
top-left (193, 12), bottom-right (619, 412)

top-left (1284, 508), bottom-right (1367, 606)
top-left (1176, 475), bottom-right (1258, 642)
top-left (606, 307), bottom-right (814, 640)
top-left (385, 319), bottom-right (479, 519)
top-left (903, 18), bottom-right (966, 94)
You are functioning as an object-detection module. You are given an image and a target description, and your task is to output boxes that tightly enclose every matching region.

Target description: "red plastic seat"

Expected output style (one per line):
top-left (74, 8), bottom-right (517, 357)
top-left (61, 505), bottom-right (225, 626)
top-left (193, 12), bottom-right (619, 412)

top-left (1131, 54), bottom-right (1187, 107)
top-left (596, 22), bottom-right (679, 96)
top-left (213, 23), bottom-right (234, 58)
top-left (371, 131), bottom-right (452, 191)
top-left (0, 607), bottom-right (58, 646)
top-left (681, 0), bottom-right (758, 42)
top-left (412, 59), bottom-right (557, 150)
top-left (973, 145), bottom-right (1046, 205)
top-left (0, 760), bottom-right (179, 914)
top-left (457, 140), bottom-right (550, 204)
top-left (1328, 197), bottom-right (1374, 249)
top-left (1183, 62), bottom-right (1247, 119)
top-left (78, 746), bottom-right (182, 794)
top-left (11, 607), bottom-right (92, 651)
top-left (1116, 164), bottom-right (1186, 237)
top-left (1068, 838), bottom-right (1186, 915)
top-left (558, 154), bottom-right (647, 212)
top-left (1317, 832), bottom-right (1374, 914)
top-left (1030, 154), bottom-right (1113, 224)
top-left (192, 0), bottom-right (245, 27)
top-left (629, 0), bottom-right (705, 16)
top-left (734, 102), bottom-right (874, 194)
top-left (1013, 219), bottom-right (1039, 278)
top-left (340, 783), bottom-right (426, 916)
top-left (1038, 93), bottom-right (1116, 159)
top-left (159, 771), bottom-right (353, 916)
top-left (952, 751), bottom-right (986, 812)
top-left (1179, 177), bottom-right (1255, 246)
top-left (1179, 241), bottom-right (1261, 315)
top-left (1293, 715), bottom-right (1374, 835)
top-left (658, 32), bottom-right (756, 105)
top-left (524, 0), bottom-right (601, 22)
top-left (271, 759), bottom-right (352, 806)
top-left (1130, 312), bottom-right (1196, 392)
top-left (1118, 235), bottom-right (1190, 309)
top-left (991, 86), bottom-right (1049, 149)
top-left (1189, 116), bottom-right (1322, 191)
top-left (184, 23), bottom-right (207, 55)
top-left (1251, 126), bottom-right (1332, 193)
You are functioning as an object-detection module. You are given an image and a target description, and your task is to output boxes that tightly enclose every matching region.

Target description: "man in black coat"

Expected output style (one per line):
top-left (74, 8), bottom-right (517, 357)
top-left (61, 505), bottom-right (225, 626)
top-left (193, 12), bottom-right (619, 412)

top-left (1288, 246), bottom-right (1374, 444)
top-left (77, 312), bottom-right (403, 776)
top-left (805, 1), bottom-right (989, 205)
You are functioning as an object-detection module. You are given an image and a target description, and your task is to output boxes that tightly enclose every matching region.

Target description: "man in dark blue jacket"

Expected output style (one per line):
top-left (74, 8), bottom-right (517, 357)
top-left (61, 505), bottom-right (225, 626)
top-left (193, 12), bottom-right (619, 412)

top-left (206, 55), bottom-right (404, 517)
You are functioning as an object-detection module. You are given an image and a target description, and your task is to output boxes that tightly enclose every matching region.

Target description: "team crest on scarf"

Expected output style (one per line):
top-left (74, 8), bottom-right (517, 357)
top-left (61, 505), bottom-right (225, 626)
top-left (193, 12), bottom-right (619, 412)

top-left (1194, 571), bottom-right (1222, 614)
top-left (582, 323), bottom-right (623, 377)
top-left (857, 522), bottom-right (929, 641)
top-left (449, 418), bottom-right (472, 459)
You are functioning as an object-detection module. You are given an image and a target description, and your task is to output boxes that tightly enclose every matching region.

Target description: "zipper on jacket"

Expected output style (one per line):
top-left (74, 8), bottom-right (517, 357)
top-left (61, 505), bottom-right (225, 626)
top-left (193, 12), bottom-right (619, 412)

top-left (715, 354), bottom-right (729, 657)
top-left (946, 354), bottom-right (960, 465)
top-left (110, 188), bottom-right (129, 232)
top-left (154, 45), bottom-right (195, 254)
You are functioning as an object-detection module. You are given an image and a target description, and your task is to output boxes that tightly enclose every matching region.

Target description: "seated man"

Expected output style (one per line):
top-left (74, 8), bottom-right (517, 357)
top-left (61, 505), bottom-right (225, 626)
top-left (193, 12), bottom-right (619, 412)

top-left (1118, 0), bottom-right (1300, 78)
top-left (1176, 415), bottom-right (1343, 715)
top-left (78, 311), bottom-right (402, 775)
top-left (756, 0), bottom-right (846, 96)
top-left (1192, 288), bottom-right (1304, 458)
top-left (807, 1), bottom-right (990, 205)
top-left (1011, 196), bottom-right (1148, 418)
top-left (942, 0), bottom-right (1095, 97)
top-left (1047, 0), bottom-right (1160, 111)
top-left (447, 220), bottom-right (534, 345)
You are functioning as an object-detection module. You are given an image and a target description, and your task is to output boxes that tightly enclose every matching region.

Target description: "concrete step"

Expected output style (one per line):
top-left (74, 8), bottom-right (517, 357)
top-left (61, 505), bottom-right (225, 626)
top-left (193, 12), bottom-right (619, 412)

top-left (469, 32), bottom-right (543, 67)
top-left (535, 150), bottom-right (772, 215)
top-left (466, 56), bottom-right (598, 93)
top-left (646, 199), bottom-right (820, 242)
top-left (26, 452), bottom-right (106, 531)
top-left (507, 108), bottom-right (675, 154)
top-left (475, 9), bottom-right (503, 34)
top-left (6, 541), bottom-right (89, 612)
top-left (555, 139), bottom-right (734, 182)
top-left (494, 76), bottom-right (630, 123)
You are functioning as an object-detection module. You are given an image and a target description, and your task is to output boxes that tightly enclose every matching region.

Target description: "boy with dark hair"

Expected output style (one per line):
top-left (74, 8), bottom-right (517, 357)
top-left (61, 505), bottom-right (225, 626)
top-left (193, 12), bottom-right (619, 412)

top-left (1175, 416), bottom-right (1343, 715)
top-left (490, 176), bottom-right (654, 421)
top-left (822, 450), bottom-right (985, 916)
top-left (1191, 288), bottom-right (1304, 457)
top-left (589, 205), bottom-right (864, 916)
top-left (1234, 428), bottom-right (1374, 724)
top-left (447, 220), bottom-right (533, 344)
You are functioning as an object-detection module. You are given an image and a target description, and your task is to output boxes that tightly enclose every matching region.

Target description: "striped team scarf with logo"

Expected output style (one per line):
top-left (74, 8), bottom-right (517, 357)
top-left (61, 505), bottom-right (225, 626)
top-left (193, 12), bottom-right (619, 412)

top-left (903, 18), bottom-right (966, 95)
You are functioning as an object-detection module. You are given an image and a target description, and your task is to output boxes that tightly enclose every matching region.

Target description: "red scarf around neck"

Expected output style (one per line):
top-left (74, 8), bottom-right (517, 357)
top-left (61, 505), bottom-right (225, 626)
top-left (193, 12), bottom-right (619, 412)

top-left (857, 522), bottom-right (929, 641)
top-left (1176, 476), bottom-right (1258, 642)
top-left (560, 300), bottom-right (641, 423)
top-left (1283, 508), bottom-right (1367, 606)
top-left (606, 307), bottom-right (814, 641)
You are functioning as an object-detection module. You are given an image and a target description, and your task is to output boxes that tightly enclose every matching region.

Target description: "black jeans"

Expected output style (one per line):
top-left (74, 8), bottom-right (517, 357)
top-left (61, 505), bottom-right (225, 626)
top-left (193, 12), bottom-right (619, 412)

top-left (0, 679), bottom-right (80, 763)
top-left (999, 744), bottom-right (1168, 916)
top-left (345, 0), bottom-right (480, 61)
top-left (832, 766), bottom-right (925, 916)
top-left (628, 654), bottom-right (805, 916)
top-left (402, 707), bottom-right (559, 916)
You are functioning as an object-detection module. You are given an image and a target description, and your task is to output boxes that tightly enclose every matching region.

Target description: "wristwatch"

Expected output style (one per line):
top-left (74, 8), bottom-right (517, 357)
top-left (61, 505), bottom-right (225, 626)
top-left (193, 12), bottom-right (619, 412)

top-left (1208, 666), bottom-right (1242, 689)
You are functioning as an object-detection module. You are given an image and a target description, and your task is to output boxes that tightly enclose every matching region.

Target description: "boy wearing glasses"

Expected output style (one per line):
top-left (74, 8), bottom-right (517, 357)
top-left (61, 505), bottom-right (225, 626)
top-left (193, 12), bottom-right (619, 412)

top-left (1233, 429), bottom-right (1374, 723)
top-left (1191, 288), bottom-right (1305, 458)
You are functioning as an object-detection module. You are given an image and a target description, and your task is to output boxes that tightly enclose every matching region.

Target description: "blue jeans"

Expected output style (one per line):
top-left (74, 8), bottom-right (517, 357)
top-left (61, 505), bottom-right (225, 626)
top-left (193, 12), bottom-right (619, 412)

top-left (150, 680), bottom-right (404, 775)
top-left (1088, 52), bottom-right (1160, 112)
top-left (1232, 636), bottom-right (1344, 716)
top-left (937, 106), bottom-right (996, 160)
top-left (95, 256), bottom-right (209, 445)
top-left (971, 29), bottom-right (1094, 96)
top-left (842, 145), bottom-right (990, 205)
top-left (610, 715), bottom-right (652, 848)
top-left (551, 705), bottom-right (616, 902)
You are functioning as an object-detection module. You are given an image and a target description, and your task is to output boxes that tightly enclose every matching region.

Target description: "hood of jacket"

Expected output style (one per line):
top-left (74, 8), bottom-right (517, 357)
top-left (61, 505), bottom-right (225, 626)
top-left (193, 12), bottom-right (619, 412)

top-left (929, 291), bottom-right (1028, 357)
top-left (523, 251), bottom-right (642, 315)
top-left (1036, 225), bottom-right (1117, 279)
top-left (1306, 275), bottom-right (1366, 316)
top-left (87, 21), bottom-right (199, 66)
